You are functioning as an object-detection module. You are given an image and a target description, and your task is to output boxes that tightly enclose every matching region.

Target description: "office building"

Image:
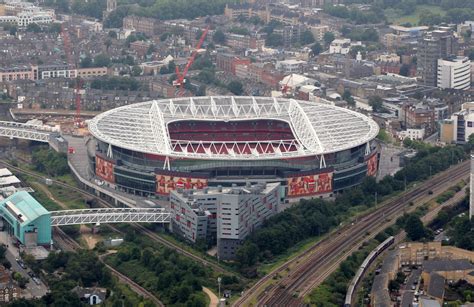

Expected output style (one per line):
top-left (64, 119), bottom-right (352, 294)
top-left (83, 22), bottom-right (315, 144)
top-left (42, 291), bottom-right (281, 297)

top-left (417, 29), bottom-right (458, 86)
top-left (437, 56), bottom-right (471, 90)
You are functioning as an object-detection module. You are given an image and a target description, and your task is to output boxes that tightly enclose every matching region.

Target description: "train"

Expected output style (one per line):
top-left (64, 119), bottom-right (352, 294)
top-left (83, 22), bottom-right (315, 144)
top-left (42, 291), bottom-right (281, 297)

top-left (344, 236), bottom-right (395, 307)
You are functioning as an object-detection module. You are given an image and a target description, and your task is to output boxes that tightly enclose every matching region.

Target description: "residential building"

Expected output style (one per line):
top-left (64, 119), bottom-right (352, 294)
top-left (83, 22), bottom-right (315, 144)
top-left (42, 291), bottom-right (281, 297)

top-left (38, 64), bottom-right (76, 79)
top-left (444, 102), bottom-right (474, 144)
top-left (417, 29), bottom-right (458, 86)
top-left (275, 59), bottom-right (306, 74)
top-left (273, 24), bottom-right (306, 46)
top-left (437, 56), bottom-right (471, 90)
top-left (170, 183), bottom-right (281, 260)
top-left (226, 34), bottom-right (264, 51)
top-left (0, 266), bottom-right (20, 303)
top-left (72, 286), bottom-right (107, 305)
top-left (308, 25), bottom-right (329, 41)
top-left (329, 38), bottom-right (362, 55)
top-left (76, 67), bottom-right (108, 79)
top-left (122, 15), bottom-right (157, 36)
top-left (0, 66), bottom-right (34, 81)
top-left (403, 105), bottom-right (435, 135)
top-left (0, 0), bottom-right (54, 27)
top-left (216, 53), bottom-right (251, 75)
top-left (396, 128), bottom-right (425, 140)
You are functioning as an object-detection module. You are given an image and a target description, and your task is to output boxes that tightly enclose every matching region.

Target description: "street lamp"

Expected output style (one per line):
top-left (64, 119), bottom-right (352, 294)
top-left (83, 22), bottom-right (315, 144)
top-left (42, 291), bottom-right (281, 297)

top-left (218, 277), bottom-right (222, 299)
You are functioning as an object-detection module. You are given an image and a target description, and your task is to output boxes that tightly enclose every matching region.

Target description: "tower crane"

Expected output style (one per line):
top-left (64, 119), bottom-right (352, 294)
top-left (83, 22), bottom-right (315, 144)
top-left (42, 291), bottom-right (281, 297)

top-left (173, 25), bottom-right (210, 96)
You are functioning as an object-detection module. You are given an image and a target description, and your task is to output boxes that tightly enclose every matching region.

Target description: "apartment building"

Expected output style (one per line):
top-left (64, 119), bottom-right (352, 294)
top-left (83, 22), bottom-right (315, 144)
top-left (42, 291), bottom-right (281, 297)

top-left (417, 29), bottom-right (458, 86)
top-left (170, 182), bottom-right (281, 260)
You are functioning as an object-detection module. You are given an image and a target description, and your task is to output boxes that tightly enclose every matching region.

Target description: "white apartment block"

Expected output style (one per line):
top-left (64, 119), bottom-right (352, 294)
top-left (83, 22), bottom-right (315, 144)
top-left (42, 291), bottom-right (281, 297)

top-left (170, 182), bottom-right (281, 260)
top-left (275, 59), bottom-right (306, 74)
top-left (329, 38), bottom-right (363, 55)
top-left (437, 56), bottom-right (471, 90)
top-left (0, 0), bottom-right (54, 27)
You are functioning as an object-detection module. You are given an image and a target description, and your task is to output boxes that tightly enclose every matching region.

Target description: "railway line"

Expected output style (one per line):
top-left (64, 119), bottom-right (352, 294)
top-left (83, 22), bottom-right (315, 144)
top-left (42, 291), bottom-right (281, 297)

top-left (0, 160), bottom-right (233, 276)
top-left (235, 160), bottom-right (469, 307)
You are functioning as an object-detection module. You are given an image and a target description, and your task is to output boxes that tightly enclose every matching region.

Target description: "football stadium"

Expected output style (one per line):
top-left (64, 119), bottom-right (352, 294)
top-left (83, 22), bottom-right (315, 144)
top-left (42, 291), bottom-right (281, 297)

top-left (87, 96), bottom-right (380, 200)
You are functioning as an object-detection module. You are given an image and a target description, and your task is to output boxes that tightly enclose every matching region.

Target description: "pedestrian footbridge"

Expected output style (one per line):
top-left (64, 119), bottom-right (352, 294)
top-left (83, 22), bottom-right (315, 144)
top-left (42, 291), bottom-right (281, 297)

top-left (0, 121), bottom-right (53, 142)
top-left (50, 207), bottom-right (171, 226)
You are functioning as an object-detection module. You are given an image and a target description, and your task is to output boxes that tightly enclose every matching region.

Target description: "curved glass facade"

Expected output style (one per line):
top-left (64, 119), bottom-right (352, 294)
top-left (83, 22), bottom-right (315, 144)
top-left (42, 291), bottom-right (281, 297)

top-left (91, 139), bottom-right (378, 198)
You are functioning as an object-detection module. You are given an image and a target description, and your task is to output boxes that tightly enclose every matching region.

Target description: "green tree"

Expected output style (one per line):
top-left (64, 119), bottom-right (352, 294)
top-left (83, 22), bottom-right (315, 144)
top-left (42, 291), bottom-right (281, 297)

top-left (80, 56), bottom-right (93, 68)
top-left (131, 65), bottom-right (142, 76)
top-left (323, 31), bottom-right (335, 46)
top-left (300, 30), bottom-right (315, 45)
top-left (213, 29), bottom-right (226, 44)
top-left (94, 54), bottom-right (111, 67)
top-left (235, 242), bottom-right (258, 267)
top-left (26, 23), bottom-right (42, 33)
top-left (160, 32), bottom-right (171, 41)
top-left (227, 80), bottom-right (243, 95)
top-left (311, 42), bottom-right (322, 56)
top-left (265, 33), bottom-right (284, 47)
top-left (368, 95), bottom-right (384, 112)
top-left (405, 215), bottom-right (426, 241)
top-left (342, 89), bottom-right (355, 107)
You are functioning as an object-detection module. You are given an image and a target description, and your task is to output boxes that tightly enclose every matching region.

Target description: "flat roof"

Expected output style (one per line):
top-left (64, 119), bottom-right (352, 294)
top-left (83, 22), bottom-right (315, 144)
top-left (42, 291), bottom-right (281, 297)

top-left (0, 176), bottom-right (20, 186)
top-left (0, 168), bottom-right (13, 177)
top-left (0, 191), bottom-right (49, 225)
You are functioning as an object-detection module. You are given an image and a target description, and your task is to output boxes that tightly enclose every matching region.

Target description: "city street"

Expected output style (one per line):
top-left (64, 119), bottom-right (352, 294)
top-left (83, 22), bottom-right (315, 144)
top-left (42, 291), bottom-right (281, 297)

top-left (0, 232), bottom-right (48, 299)
top-left (401, 268), bottom-right (421, 307)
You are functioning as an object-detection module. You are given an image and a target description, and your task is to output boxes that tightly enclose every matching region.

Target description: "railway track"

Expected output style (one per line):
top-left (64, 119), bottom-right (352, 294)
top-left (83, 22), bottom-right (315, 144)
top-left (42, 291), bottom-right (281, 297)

top-left (235, 160), bottom-right (469, 307)
top-left (0, 160), bottom-right (233, 276)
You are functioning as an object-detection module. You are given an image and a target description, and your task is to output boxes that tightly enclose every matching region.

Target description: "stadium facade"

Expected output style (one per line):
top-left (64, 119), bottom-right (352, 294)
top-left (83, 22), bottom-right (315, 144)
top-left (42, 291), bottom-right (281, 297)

top-left (87, 96), bottom-right (380, 200)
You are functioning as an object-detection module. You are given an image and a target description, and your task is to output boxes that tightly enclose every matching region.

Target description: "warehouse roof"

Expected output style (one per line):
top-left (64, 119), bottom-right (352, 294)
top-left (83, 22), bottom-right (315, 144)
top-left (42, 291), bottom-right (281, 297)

top-left (0, 191), bottom-right (49, 225)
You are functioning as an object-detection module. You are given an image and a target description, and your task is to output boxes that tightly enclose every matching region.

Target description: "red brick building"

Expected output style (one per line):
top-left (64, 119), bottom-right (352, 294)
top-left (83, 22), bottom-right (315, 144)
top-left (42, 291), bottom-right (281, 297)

top-left (216, 53), bottom-right (251, 75)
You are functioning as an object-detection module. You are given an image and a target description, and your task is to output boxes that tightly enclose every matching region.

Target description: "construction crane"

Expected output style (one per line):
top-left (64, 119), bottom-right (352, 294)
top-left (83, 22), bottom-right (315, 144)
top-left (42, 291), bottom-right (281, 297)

top-left (173, 25), bottom-right (210, 96)
top-left (60, 23), bottom-right (83, 127)
top-left (281, 73), bottom-right (294, 96)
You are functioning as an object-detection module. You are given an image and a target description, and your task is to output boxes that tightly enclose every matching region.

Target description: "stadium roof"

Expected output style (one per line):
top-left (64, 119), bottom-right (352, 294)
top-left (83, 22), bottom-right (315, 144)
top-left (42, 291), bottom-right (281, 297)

top-left (88, 96), bottom-right (379, 160)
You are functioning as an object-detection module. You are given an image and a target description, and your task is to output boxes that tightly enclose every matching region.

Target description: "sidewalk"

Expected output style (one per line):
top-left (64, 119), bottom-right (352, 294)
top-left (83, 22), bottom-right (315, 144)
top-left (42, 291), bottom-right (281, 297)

top-left (203, 287), bottom-right (218, 307)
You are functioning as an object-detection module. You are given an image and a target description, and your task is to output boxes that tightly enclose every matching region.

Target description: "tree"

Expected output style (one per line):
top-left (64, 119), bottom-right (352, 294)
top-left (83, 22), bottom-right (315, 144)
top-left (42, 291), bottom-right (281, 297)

top-left (349, 45), bottom-right (366, 59)
top-left (404, 215), bottom-right (426, 241)
top-left (265, 33), bottom-right (284, 47)
top-left (131, 65), bottom-right (142, 76)
top-left (80, 56), bottom-right (93, 68)
top-left (108, 30), bottom-right (117, 39)
top-left (323, 31), bottom-right (335, 46)
top-left (342, 89), bottom-right (355, 107)
top-left (227, 81), bottom-right (243, 95)
top-left (399, 64), bottom-right (411, 77)
top-left (311, 42), bottom-right (322, 56)
top-left (300, 30), bottom-right (315, 45)
top-left (94, 54), bottom-right (111, 67)
top-left (235, 242), bottom-right (258, 267)
top-left (213, 29), bottom-right (226, 44)
top-left (26, 23), bottom-right (42, 33)
top-left (160, 32), bottom-right (171, 41)
top-left (368, 95), bottom-right (384, 112)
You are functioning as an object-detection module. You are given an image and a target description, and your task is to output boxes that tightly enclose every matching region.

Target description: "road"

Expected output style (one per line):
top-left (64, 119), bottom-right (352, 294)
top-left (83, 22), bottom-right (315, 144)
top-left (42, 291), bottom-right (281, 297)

top-left (4, 249), bottom-right (48, 299)
top-left (234, 160), bottom-right (469, 307)
top-left (401, 269), bottom-right (421, 307)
